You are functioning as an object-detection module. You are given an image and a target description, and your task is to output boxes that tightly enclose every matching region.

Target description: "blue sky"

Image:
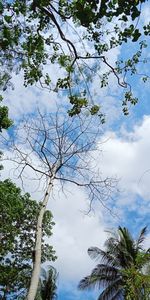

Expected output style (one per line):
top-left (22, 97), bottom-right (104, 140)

top-left (1, 2), bottom-right (150, 299)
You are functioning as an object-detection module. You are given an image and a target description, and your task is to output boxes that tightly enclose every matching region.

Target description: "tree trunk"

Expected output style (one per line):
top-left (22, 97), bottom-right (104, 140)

top-left (26, 175), bottom-right (55, 300)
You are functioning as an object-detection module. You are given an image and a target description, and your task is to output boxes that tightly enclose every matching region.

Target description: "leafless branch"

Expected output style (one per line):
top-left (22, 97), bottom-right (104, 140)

top-left (4, 109), bottom-right (117, 213)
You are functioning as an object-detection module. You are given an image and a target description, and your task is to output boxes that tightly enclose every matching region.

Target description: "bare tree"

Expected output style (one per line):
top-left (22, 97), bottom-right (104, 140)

top-left (4, 109), bottom-right (116, 300)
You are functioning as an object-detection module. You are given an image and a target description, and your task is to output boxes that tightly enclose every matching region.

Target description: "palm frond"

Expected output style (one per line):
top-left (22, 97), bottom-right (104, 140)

top-left (111, 288), bottom-right (124, 300)
top-left (88, 247), bottom-right (104, 260)
top-left (39, 266), bottom-right (58, 300)
top-left (136, 226), bottom-right (147, 249)
top-left (78, 264), bottom-right (121, 292)
top-left (97, 278), bottom-right (123, 300)
top-left (78, 273), bottom-right (121, 291)
top-left (78, 275), bottom-right (100, 290)
top-left (118, 227), bottom-right (137, 262)
top-left (88, 247), bottom-right (122, 268)
top-left (91, 264), bottom-right (119, 279)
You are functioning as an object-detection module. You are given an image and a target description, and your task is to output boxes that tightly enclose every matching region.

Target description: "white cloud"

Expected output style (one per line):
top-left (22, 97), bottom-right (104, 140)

top-left (49, 183), bottom-right (107, 281)
top-left (143, 233), bottom-right (150, 250)
top-left (4, 74), bottom-right (63, 120)
top-left (97, 116), bottom-right (150, 213)
top-left (141, 3), bottom-right (150, 26)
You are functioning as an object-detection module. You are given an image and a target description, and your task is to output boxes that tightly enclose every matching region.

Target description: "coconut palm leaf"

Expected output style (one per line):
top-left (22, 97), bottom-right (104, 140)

top-left (97, 278), bottom-right (123, 300)
top-left (88, 247), bottom-right (122, 268)
top-left (90, 264), bottom-right (119, 280)
top-left (36, 266), bottom-right (58, 300)
top-left (79, 264), bottom-right (121, 291)
top-left (111, 288), bottom-right (124, 300)
top-left (136, 226), bottom-right (147, 248)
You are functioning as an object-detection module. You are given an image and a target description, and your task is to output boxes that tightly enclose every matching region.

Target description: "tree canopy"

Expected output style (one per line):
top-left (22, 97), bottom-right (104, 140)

top-left (0, 179), bottom-right (56, 299)
top-left (1, 0), bottom-right (150, 118)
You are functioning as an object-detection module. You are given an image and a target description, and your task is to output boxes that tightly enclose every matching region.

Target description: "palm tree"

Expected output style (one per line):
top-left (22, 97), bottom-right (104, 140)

top-left (35, 266), bottom-right (58, 300)
top-left (78, 226), bottom-right (150, 300)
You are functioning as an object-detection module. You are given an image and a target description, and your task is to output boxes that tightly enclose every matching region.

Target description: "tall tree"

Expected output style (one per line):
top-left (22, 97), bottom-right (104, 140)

top-left (1, 1), bottom-right (149, 117)
top-left (0, 179), bottom-right (56, 299)
top-left (4, 110), bottom-right (116, 299)
top-left (78, 226), bottom-right (150, 300)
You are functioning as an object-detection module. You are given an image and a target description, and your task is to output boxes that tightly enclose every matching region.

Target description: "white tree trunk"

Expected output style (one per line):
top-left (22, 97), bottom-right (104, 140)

top-left (26, 175), bottom-right (55, 300)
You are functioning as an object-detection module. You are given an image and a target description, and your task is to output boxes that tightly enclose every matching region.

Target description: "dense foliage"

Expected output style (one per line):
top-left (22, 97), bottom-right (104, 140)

top-left (1, 0), bottom-right (150, 119)
top-left (0, 96), bottom-right (12, 131)
top-left (0, 179), bottom-right (56, 299)
top-left (79, 226), bottom-right (150, 300)
top-left (0, 95), bottom-right (12, 170)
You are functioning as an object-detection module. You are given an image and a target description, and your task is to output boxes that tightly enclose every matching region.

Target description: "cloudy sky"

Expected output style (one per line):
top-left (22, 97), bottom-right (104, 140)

top-left (1, 2), bottom-right (150, 300)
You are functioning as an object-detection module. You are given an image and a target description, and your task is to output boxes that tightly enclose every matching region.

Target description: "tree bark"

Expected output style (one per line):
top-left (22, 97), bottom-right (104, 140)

top-left (26, 174), bottom-right (55, 300)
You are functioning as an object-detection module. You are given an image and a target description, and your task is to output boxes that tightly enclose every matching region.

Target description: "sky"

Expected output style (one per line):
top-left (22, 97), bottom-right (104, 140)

top-left (1, 2), bottom-right (150, 300)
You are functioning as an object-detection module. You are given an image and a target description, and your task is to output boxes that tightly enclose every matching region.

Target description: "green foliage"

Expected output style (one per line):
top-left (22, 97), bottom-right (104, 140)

top-left (122, 92), bottom-right (138, 116)
top-left (122, 265), bottom-right (150, 300)
top-left (121, 241), bottom-right (150, 299)
top-left (0, 96), bottom-right (12, 170)
top-left (90, 105), bottom-right (100, 115)
top-left (0, 95), bottom-right (12, 131)
top-left (0, 0), bottom-right (149, 119)
top-left (68, 95), bottom-right (88, 116)
top-left (143, 22), bottom-right (150, 35)
top-left (78, 226), bottom-right (150, 299)
top-left (0, 179), bottom-right (56, 298)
